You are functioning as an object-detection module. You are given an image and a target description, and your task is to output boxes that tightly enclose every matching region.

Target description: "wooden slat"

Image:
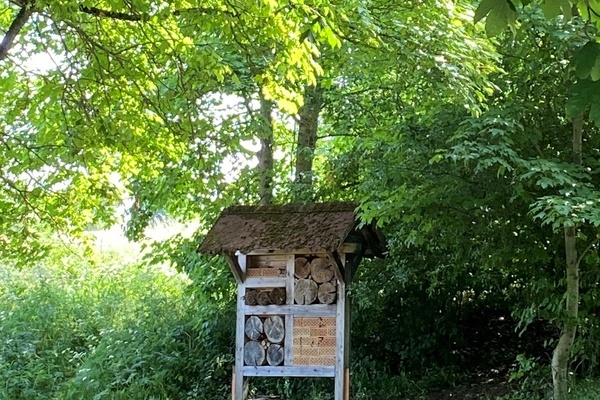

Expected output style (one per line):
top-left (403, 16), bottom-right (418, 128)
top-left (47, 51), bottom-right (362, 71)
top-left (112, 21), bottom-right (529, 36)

top-left (328, 251), bottom-right (346, 284)
top-left (247, 249), bottom-right (329, 256)
top-left (244, 304), bottom-right (336, 317)
top-left (234, 283), bottom-right (245, 400)
top-left (226, 254), bottom-right (246, 284)
top-left (334, 253), bottom-right (348, 400)
top-left (243, 366), bottom-right (335, 377)
top-left (244, 277), bottom-right (286, 288)
top-left (284, 255), bottom-right (294, 365)
top-left (343, 253), bottom-right (351, 400)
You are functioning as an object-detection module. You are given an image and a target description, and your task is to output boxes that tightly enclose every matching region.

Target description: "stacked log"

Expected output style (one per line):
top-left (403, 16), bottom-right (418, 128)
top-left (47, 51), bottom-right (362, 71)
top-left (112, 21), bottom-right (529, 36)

top-left (294, 256), bottom-right (337, 305)
top-left (243, 315), bottom-right (285, 366)
top-left (246, 288), bottom-right (286, 306)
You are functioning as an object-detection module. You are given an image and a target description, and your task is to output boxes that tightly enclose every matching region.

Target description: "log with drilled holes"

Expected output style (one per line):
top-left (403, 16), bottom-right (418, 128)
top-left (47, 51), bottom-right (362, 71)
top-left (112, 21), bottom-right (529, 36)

top-left (264, 315), bottom-right (285, 343)
top-left (317, 281), bottom-right (337, 304)
top-left (310, 257), bottom-right (334, 283)
top-left (294, 279), bottom-right (318, 304)
top-left (269, 287), bottom-right (286, 305)
top-left (256, 290), bottom-right (271, 306)
top-left (294, 257), bottom-right (310, 279)
top-left (266, 343), bottom-right (284, 366)
top-left (244, 340), bottom-right (265, 366)
top-left (244, 316), bottom-right (263, 341)
top-left (245, 289), bottom-right (257, 306)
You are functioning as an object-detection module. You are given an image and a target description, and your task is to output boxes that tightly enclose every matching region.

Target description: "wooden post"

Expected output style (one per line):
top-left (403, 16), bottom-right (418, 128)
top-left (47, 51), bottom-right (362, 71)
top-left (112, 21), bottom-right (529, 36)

top-left (284, 254), bottom-right (294, 365)
top-left (334, 253), bottom-right (349, 400)
top-left (233, 254), bottom-right (247, 400)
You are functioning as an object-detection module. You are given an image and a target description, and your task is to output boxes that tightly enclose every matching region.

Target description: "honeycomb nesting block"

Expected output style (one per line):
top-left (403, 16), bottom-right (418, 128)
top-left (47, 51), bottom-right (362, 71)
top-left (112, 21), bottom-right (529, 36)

top-left (292, 317), bottom-right (337, 366)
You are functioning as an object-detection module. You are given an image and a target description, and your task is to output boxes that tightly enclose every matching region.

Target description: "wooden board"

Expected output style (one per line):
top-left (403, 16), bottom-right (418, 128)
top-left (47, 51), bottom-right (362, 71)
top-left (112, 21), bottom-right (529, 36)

top-left (243, 366), bottom-right (335, 377)
top-left (244, 304), bottom-right (336, 317)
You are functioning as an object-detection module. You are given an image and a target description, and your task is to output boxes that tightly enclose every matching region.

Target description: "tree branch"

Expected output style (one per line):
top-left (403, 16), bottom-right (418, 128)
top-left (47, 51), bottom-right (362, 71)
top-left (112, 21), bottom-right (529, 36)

top-left (0, 2), bottom-right (36, 62)
top-left (78, 5), bottom-right (142, 21)
top-left (78, 5), bottom-right (238, 22)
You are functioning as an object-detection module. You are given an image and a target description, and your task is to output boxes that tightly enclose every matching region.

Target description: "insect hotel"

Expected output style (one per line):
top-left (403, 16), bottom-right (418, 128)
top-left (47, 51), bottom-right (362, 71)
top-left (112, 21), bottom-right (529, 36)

top-left (198, 202), bottom-right (385, 400)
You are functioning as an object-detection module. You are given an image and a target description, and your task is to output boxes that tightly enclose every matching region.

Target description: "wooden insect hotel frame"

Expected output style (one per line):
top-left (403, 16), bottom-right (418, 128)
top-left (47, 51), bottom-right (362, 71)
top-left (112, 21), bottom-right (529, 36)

top-left (198, 203), bottom-right (385, 400)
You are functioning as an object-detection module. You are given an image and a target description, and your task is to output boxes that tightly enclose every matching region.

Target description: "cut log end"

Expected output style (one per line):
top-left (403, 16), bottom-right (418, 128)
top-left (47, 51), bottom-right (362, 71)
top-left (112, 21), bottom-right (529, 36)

top-left (256, 291), bottom-right (271, 306)
top-left (294, 257), bottom-right (310, 279)
top-left (269, 287), bottom-right (286, 305)
top-left (318, 282), bottom-right (337, 304)
top-left (244, 340), bottom-right (265, 366)
top-left (244, 315), bottom-right (263, 341)
top-left (245, 289), bottom-right (257, 306)
top-left (264, 315), bottom-right (285, 343)
top-left (294, 279), bottom-right (318, 305)
top-left (266, 343), bottom-right (284, 366)
top-left (310, 257), bottom-right (334, 283)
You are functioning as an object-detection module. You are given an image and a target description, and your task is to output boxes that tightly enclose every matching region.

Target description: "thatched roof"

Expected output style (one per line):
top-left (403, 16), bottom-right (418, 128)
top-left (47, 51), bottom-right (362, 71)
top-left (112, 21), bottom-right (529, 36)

top-left (198, 202), bottom-right (385, 257)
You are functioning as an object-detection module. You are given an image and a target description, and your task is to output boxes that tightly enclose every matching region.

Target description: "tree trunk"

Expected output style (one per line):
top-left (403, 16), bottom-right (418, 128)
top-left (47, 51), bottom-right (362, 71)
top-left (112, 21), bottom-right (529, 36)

top-left (257, 91), bottom-right (274, 206)
top-left (552, 113), bottom-right (583, 400)
top-left (293, 83), bottom-right (323, 201)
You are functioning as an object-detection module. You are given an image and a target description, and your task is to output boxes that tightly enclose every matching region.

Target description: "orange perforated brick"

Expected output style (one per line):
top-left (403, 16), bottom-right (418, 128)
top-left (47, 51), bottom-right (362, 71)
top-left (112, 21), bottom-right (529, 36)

top-left (310, 328), bottom-right (328, 337)
top-left (246, 268), bottom-right (261, 277)
top-left (294, 356), bottom-right (311, 365)
top-left (261, 268), bottom-right (280, 277)
top-left (300, 318), bottom-right (321, 327)
top-left (320, 317), bottom-right (336, 327)
top-left (299, 347), bottom-right (319, 357)
top-left (319, 337), bottom-right (336, 347)
top-left (327, 327), bottom-right (336, 336)
top-left (319, 347), bottom-right (335, 356)
top-left (310, 356), bottom-right (335, 366)
top-left (293, 327), bottom-right (310, 337)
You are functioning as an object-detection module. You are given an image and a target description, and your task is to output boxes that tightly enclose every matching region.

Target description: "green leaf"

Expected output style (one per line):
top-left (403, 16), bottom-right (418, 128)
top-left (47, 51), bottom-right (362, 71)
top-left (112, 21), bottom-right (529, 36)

top-left (572, 41), bottom-right (600, 80)
top-left (566, 79), bottom-right (600, 119)
top-left (541, 0), bottom-right (562, 19)
top-left (474, 0), bottom-right (517, 37)
top-left (474, 0), bottom-right (498, 24)
top-left (590, 101), bottom-right (600, 126)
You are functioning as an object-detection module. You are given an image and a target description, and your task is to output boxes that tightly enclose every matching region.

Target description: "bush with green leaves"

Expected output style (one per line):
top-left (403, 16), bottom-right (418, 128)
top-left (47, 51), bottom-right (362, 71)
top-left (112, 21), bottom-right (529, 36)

top-left (0, 238), bottom-right (235, 400)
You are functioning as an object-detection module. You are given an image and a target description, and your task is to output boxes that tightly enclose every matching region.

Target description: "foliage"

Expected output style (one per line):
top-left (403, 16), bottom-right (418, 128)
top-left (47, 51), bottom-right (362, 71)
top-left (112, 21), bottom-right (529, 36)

top-left (0, 237), bottom-right (235, 400)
